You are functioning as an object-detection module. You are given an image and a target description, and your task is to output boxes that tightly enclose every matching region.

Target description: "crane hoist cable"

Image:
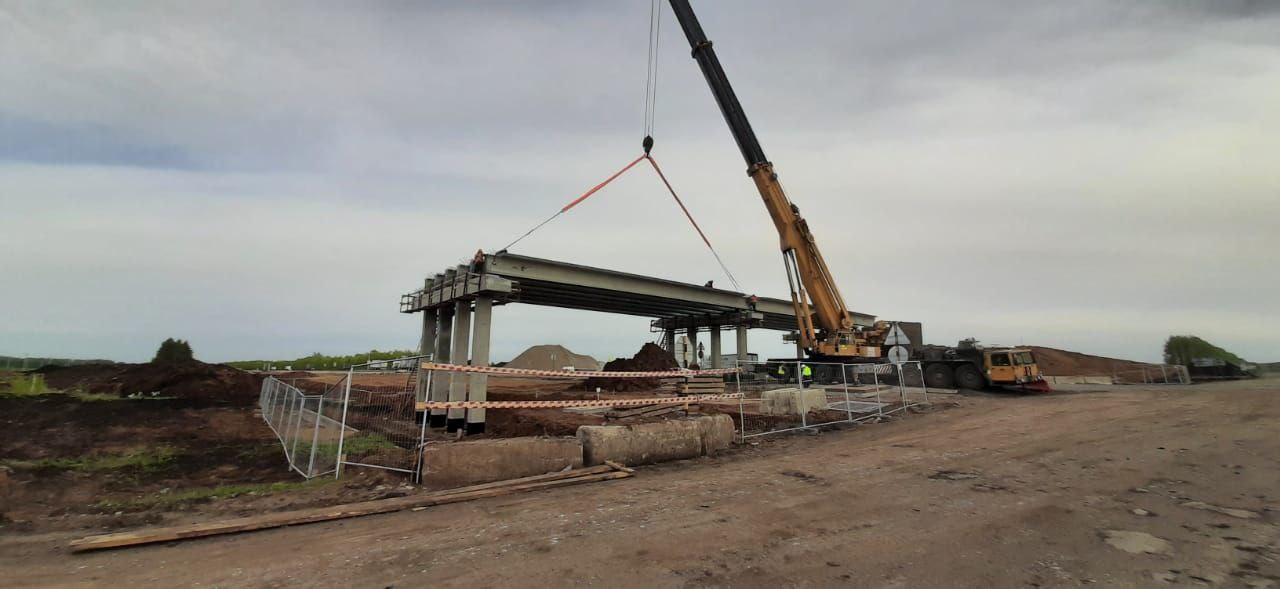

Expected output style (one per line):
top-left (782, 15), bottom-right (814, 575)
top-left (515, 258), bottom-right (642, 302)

top-left (642, 0), bottom-right (661, 153)
top-left (497, 1), bottom-right (742, 292)
top-left (645, 154), bottom-right (742, 292)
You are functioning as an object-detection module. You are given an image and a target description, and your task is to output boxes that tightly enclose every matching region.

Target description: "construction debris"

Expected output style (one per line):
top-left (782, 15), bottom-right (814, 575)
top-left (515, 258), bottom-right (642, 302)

top-left (582, 343), bottom-right (679, 392)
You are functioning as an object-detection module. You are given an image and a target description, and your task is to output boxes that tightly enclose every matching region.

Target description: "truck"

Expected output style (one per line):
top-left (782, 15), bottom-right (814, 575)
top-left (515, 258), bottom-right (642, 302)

top-left (914, 337), bottom-right (1048, 391)
top-left (668, 0), bottom-right (1047, 391)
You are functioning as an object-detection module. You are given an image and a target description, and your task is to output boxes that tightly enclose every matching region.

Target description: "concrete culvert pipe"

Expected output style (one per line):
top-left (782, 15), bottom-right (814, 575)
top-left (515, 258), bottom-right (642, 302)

top-left (577, 414), bottom-right (734, 467)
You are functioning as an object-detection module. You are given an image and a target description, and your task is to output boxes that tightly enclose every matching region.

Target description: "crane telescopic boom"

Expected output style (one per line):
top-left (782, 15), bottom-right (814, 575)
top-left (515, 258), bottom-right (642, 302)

top-left (667, 0), bottom-right (863, 359)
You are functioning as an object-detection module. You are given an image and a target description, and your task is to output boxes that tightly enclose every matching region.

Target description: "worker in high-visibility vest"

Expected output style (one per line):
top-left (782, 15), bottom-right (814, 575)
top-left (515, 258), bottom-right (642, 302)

top-left (775, 364), bottom-right (813, 383)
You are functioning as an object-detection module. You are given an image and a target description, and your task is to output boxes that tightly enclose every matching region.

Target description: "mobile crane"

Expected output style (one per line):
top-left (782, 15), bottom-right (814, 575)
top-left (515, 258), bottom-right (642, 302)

top-left (669, 0), bottom-right (870, 366)
top-left (669, 1), bottom-right (1048, 391)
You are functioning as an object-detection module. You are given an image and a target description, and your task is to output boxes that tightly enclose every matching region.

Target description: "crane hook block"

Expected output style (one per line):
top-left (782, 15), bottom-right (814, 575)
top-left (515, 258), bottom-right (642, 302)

top-left (642, 135), bottom-right (654, 154)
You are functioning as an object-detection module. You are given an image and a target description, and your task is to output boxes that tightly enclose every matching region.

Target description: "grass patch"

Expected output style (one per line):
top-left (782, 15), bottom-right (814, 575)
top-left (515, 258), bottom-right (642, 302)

top-left (294, 433), bottom-right (398, 461)
top-left (4, 446), bottom-right (179, 473)
top-left (0, 373), bottom-right (52, 397)
top-left (94, 478), bottom-right (336, 510)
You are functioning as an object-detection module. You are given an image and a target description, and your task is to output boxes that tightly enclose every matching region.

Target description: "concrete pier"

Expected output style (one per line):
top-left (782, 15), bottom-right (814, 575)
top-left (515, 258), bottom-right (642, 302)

top-left (466, 295), bottom-right (492, 435)
top-left (736, 325), bottom-right (749, 364)
top-left (447, 297), bottom-right (472, 433)
top-left (416, 307), bottom-right (438, 404)
top-left (429, 306), bottom-right (453, 428)
top-left (709, 325), bottom-right (722, 368)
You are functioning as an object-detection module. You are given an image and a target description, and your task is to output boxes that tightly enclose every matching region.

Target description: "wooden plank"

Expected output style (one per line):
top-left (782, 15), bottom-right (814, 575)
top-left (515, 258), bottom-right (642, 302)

top-left (604, 404), bottom-right (661, 419)
top-left (69, 468), bottom-right (632, 553)
top-left (613, 405), bottom-right (685, 421)
top-left (637, 404), bottom-right (689, 417)
top-left (603, 460), bottom-right (635, 473)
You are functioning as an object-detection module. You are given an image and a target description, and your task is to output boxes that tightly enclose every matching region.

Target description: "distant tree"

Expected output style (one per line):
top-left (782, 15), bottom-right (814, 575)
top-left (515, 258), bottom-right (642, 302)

top-left (153, 338), bottom-right (195, 366)
top-left (1163, 335), bottom-right (1245, 366)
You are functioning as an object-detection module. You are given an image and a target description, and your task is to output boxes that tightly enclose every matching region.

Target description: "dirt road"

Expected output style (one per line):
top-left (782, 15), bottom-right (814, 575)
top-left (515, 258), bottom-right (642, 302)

top-left (5, 380), bottom-right (1278, 587)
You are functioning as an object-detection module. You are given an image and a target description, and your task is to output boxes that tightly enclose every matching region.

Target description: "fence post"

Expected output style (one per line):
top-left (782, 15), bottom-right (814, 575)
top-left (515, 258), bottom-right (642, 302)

top-left (921, 363), bottom-right (929, 403)
top-left (734, 360), bottom-right (744, 443)
top-left (414, 363), bottom-right (433, 484)
top-left (840, 363), bottom-right (853, 423)
top-left (306, 394), bottom-right (324, 478)
top-left (334, 368), bottom-right (354, 479)
top-left (797, 360), bottom-right (806, 429)
top-left (263, 379), bottom-right (274, 425)
top-left (873, 368), bottom-right (884, 418)
top-left (289, 391), bottom-right (306, 466)
top-left (1161, 365), bottom-right (1169, 384)
top-left (897, 364), bottom-right (908, 414)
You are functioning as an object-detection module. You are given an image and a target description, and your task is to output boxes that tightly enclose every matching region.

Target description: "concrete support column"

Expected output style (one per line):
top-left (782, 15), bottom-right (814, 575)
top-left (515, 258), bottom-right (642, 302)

top-left (429, 307), bottom-right (453, 427)
top-left (466, 295), bottom-right (492, 435)
top-left (663, 328), bottom-right (675, 352)
top-left (736, 326), bottom-right (748, 364)
top-left (709, 326), bottom-right (722, 369)
top-left (446, 299), bottom-right (472, 432)
top-left (416, 308), bottom-right (438, 404)
top-left (685, 326), bottom-right (699, 368)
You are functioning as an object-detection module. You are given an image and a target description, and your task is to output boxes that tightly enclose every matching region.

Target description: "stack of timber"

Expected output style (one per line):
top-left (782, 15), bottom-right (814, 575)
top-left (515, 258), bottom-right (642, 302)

top-left (681, 375), bottom-right (726, 396)
top-left (69, 463), bottom-right (633, 553)
top-left (604, 402), bottom-right (691, 421)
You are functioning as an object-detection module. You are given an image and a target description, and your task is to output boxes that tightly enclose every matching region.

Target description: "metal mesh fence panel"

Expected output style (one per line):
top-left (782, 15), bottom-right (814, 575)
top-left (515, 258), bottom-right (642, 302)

top-left (736, 360), bottom-right (928, 440)
top-left (304, 375), bottom-right (348, 478)
top-left (258, 376), bottom-right (336, 479)
top-left (335, 357), bottom-right (428, 479)
top-left (1112, 364), bottom-right (1191, 385)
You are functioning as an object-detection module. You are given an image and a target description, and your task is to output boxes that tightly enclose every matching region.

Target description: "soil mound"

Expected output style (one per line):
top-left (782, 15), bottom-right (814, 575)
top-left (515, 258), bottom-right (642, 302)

top-left (506, 345), bottom-right (600, 371)
top-left (1028, 346), bottom-right (1155, 376)
top-left (38, 361), bottom-right (263, 405)
top-left (582, 343), bottom-right (679, 392)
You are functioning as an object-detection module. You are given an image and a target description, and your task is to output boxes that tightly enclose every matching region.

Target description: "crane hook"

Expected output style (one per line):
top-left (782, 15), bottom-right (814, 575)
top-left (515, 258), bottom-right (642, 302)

top-left (642, 135), bottom-right (654, 154)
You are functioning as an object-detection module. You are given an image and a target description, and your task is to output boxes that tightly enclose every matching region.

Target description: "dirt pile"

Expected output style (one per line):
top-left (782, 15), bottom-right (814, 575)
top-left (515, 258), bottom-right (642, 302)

top-left (1028, 346), bottom-right (1155, 376)
top-left (36, 361), bottom-right (263, 405)
top-left (582, 343), bottom-right (679, 392)
top-left (506, 345), bottom-right (600, 371)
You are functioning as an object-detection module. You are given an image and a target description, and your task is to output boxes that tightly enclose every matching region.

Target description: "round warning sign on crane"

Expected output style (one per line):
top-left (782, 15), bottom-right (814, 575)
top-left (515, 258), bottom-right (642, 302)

top-left (887, 345), bottom-right (909, 364)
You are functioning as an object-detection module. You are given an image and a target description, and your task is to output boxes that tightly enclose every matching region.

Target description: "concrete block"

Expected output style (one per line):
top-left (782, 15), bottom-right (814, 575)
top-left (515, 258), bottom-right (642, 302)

top-left (1046, 375), bottom-right (1112, 385)
top-left (578, 414), bottom-right (734, 466)
top-left (421, 437), bottom-right (582, 489)
top-left (759, 387), bottom-right (830, 415)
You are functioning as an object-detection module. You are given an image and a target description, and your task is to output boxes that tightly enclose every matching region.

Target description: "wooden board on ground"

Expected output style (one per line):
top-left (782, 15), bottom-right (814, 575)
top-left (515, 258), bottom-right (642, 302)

top-left (606, 404), bottom-right (687, 421)
top-left (69, 464), bottom-right (633, 553)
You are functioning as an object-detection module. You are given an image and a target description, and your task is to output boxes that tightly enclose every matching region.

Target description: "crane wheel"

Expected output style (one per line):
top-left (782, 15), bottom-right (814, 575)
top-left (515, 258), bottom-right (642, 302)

top-left (923, 364), bottom-right (955, 389)
top-left (954, 364), bottom-right (985, 390)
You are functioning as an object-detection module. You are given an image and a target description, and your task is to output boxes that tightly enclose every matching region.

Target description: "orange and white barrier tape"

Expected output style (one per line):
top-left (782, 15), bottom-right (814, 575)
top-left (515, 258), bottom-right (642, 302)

top-left (415, 393), bottom-right (742, 411)
top-left (419, 362), bottom-right (741, 379)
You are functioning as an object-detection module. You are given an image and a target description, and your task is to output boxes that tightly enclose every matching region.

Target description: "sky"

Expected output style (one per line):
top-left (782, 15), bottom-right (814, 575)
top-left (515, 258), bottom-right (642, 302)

top-left (2, 1), bottom-right (1278, 365)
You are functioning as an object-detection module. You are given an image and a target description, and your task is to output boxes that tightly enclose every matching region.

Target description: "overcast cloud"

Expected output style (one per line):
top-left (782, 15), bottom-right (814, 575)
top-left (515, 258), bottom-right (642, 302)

top-left (2, 1), bottom-right (1277, 364)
